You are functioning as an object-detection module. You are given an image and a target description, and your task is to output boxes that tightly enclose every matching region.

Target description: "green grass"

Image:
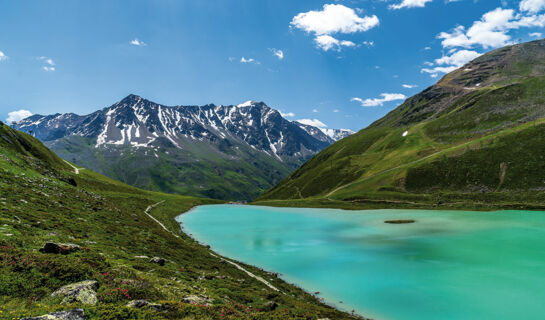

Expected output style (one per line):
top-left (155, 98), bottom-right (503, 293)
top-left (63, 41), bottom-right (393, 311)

top-left (0, 123), bottom-right (355, 320)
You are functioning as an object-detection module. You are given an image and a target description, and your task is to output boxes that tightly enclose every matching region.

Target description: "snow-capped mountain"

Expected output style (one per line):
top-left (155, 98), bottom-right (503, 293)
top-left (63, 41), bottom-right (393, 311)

top-left (294, 122), bottom-right (353, 143)
top-left (14, 94), bottom-right (349, 200)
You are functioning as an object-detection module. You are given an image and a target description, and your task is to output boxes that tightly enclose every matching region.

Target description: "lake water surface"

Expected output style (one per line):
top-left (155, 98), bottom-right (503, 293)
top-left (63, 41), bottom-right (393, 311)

top-left (177, 205), bottom-right (545, 320)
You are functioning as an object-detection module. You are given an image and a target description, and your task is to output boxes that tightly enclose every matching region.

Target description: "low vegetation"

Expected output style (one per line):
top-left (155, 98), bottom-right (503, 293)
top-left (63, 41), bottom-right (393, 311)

top-left (0, 123), bottom-right (356, 319)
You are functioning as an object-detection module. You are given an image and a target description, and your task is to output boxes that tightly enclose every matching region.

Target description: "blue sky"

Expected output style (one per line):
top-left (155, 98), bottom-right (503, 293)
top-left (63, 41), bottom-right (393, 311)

top-left (1, 0), bottom-right (545, 131)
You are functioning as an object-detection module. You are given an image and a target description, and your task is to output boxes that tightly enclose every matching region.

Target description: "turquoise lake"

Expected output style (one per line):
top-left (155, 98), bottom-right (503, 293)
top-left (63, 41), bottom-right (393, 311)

top-left (177, 205), bottom-right (545, 320)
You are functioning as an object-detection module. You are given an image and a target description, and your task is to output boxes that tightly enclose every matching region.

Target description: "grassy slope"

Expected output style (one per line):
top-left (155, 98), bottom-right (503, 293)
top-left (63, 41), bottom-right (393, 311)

top-left (0, 123), bottom-right (355, 320)
top-left (47, 135), bottom-right (292, 201)
top-left (256, 39), bottom-right (545, 211)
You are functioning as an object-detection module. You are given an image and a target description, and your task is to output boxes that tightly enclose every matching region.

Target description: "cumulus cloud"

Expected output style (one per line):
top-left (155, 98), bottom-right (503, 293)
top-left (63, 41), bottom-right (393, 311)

top-left (402, 84), bottom-right (418, 88)
top-left (390, 0), bottom-right (433, 10)
top-left (130, 38), bottom-right (147, 46)
top-left (362, 40), bottom-right (374, 46)
top-left (291, 4), bottom-right (379, 51)
top-left (438, 8), bottom-right (545, 49)
top-left (351, 93), bottom-right (406, 107)
top-left (0, 50), bottom-right (7, 61)
top-left (333, 109), bottom-right (340, 112)
top-left (280, 111), bottom-right (295, 117)
top-left (420, 50), bottom-right (482, 77)
top-left (270, 48), bottom-right (284, 59)
top-left (312, 108), bottom-right (318, 113)
top-left (296, 118), bottom-right (327, 128)
top-left (530, 31), bottom-right (543, 37)
top-left (6, 109), bottom-right (33, 123)
top-left (520, 0), bottom-right (545, 13)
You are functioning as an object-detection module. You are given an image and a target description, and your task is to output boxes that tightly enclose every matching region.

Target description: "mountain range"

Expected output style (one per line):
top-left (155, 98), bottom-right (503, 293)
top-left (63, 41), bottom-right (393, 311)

top-left (13, 95), bottom-right (352, 200)
top-left (258, 38), bottom-right (545, 210)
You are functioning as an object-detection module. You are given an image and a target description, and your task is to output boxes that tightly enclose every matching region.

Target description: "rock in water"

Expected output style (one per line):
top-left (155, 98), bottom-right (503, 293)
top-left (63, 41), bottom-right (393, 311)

top-left (384, 219), bottom-right (416, 224)
top-left (51, 280), bottom-right (99, 305)
top-left (21, 309), bottom-right (86, 320)
top-left (39, 242), bottom-right (80, 254)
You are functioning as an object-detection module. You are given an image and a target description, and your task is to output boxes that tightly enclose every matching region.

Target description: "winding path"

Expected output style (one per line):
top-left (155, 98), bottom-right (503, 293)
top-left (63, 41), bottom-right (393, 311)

top-left (144, 201), bottom-right (280, 292)
top-left (63, 160), bottom-right (83, 175)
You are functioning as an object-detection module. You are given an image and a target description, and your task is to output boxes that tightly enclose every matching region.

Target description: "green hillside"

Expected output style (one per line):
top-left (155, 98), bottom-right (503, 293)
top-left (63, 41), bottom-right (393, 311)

top-left (257, 39), bottom-right (545, 210)
top-left (0, 122), bottom-right (355, 319)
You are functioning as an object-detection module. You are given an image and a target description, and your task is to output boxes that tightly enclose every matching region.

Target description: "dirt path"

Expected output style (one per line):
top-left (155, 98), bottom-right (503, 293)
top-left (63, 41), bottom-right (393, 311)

top-left (145, 201), bottom-right (281, 292)
top-left (209, 253), bottom-right (280, 292)
top-left (63, 160), bottom-right (82, 174)
top-left (144, 201), bottom-right (180, 238)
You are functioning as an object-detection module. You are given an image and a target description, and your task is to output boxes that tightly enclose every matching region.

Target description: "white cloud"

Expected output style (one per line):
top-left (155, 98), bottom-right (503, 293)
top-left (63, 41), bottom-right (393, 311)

top-left (291, 4), bottom-right (379, 51)
top-left (520, 0), bottom-right (545, 13)
top-left (435, 49), bottom-right (482, 67)
top-left (438, 7), bottom-right (545, 50)
top-left (424, 46), bottom-right (431, 50)
top-left (333, 109), bottom-right (340, 112)
top-left (6, 109), bottom-right (33, 123)
top-left (315, 35), bottom-right (355, 51)
top-left (402, 84), bottom-right (418, 88)
top-left (280, 111), bottom-right (295, 117)
top-left (296, 118), bottom-right (327, 128)
top-left (351, 93), bottom-right (406, 107)
top-left (312, 108), bottom-right (318, 113)
top-left (130, 38), bottom-right (147, 46)
top-left (362, 40), bottom-right (374, 46)
top-left (0, 50), bottom-right (7, 61)
top-left (240, 57), bottom-right (259, 64)
top-left (390, 0), bottom-right (433, 10)
top-left (421, 66), bottom-right (457, 75)
top-left (530, 31), bottom-right (543, 37)
top-left (270, 48), bottom-right (284, 59)
top-left (39, 56), bottom-right (55, 71)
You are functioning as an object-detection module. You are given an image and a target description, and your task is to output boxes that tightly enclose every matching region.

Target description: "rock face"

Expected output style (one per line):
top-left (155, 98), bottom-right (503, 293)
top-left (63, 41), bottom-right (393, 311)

top-left (13, 95), bottom-right (352, 200)
top-left (22, 309), bottom-right (86, 320)
top-left (51, 280), bottom-right (99, 305)
top-left (149, 256), bottom-right (166, 266)
top-left (39, 242), bottom-right (80, 255)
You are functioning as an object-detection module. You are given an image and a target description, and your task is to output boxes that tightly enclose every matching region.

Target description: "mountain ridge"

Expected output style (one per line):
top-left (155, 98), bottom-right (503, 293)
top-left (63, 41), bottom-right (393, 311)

top-left (14, 94), bottom-right (352, 200)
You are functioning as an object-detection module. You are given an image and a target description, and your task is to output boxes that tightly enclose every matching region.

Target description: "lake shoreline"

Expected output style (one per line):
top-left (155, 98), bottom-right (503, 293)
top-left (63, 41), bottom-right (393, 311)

top-left (176, 205), bottom-right (367, 319)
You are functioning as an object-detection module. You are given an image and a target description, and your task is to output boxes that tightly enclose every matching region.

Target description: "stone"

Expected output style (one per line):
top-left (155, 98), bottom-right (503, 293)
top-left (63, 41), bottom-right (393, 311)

top-left (51, 280), bottom-right (99, 305)
top-left (262, 301), bottom-right (278, 311)
top-left (182, 295), bottom-right (212, 306)
top-left (39, 242), bottom-right (80, 254)
top-left (384, 219), bottom-right (416, 224)
top-left (22, 309), bottom-right (86, 320)
top-left (149, 256), bottom-right (166, 266)
top-left (127, 299), bottom-right (164, 311)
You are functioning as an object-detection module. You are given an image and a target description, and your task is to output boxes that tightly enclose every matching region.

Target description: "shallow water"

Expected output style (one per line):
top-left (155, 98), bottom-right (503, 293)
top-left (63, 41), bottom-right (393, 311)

top-left (177, 205), bottom-right (545, 320)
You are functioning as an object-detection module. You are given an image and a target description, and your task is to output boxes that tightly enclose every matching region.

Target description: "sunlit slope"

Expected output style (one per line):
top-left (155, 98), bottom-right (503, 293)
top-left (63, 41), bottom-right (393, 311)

top-left (258, 39), bottom-right (545, 209)
top-left (0, 122), bottom-right (354, 319)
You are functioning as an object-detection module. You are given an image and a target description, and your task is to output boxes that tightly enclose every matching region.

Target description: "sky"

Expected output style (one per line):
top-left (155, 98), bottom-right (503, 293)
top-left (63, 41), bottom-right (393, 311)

top-left (1, 0), bottom-right (545, 131)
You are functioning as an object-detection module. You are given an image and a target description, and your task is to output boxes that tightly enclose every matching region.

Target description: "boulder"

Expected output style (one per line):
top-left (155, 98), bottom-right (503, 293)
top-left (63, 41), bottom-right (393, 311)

top-left (149, 257), bottom-right (166, 266)
top-left (22, 309), bottom-right (86, 320)
top-left (182, 295), bottom-right (212, 306)
top-left (127, 299), bottom-right (164, 311)
top-left (39, 242), bottom-right (80, 254)
top-left (51, 280), bottom-right (99, 305)
top-left (262, 301), bottom-right (278, 311)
